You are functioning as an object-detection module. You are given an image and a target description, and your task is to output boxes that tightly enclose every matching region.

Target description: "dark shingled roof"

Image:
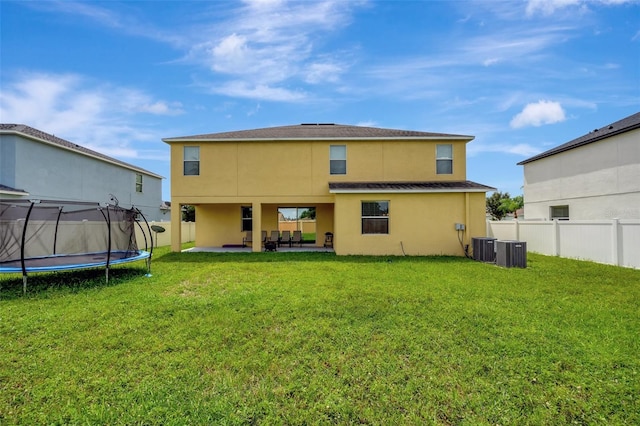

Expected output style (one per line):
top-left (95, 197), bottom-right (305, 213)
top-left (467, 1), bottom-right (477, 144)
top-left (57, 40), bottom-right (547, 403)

top-left (0, 124), bottom-right (163, 178)
top-left (163, 123), bottom-right (474, 142)
top-left (518, 112), bottom-right (640, 165)
top-left (329, 181), bottom-right (495, 193)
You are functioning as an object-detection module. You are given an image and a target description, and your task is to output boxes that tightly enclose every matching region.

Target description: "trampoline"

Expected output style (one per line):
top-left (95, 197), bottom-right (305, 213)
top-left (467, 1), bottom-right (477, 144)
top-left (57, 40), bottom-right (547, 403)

top-left (1, 199), bottom-right (153, 293)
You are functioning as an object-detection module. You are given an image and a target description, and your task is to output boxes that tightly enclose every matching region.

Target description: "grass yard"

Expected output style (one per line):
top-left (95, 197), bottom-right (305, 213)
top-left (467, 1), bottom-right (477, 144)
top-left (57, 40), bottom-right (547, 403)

top-left (1, 248), bottom-right (638, 425)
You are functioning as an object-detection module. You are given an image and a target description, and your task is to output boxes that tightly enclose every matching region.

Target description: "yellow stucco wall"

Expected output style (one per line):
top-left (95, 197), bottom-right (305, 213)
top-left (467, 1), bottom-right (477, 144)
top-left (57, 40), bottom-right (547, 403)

top-left (195, 204), bottom-right (242, 247)
top-left (333, 192), bottom-right (486, 256)
top-left (168, 138), bottom-right (485, 253)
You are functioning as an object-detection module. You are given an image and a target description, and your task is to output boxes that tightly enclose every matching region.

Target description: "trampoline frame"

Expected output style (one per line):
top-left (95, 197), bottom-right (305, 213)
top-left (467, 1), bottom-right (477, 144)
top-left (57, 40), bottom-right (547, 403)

top-left (0, 199), bottom-right (154, 294)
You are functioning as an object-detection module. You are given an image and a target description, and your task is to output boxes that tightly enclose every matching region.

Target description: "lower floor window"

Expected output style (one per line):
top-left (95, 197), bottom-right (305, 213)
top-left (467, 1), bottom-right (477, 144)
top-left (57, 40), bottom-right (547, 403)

top-left (241, 206), bottom-right (252, 231)
top-left (362, 201), bottom-right (389, 234)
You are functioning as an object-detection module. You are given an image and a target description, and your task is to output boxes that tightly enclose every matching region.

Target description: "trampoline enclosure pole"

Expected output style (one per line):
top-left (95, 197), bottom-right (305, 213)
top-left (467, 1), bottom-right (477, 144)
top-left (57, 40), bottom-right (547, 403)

top-left (53, 206), bottom-right (63, 255)
top-left (134, 208), bottom-right (153, 276)
top-left (99, 206), bottom-right (112, 284)
top-left (20, 201), bottom-right (36, 294)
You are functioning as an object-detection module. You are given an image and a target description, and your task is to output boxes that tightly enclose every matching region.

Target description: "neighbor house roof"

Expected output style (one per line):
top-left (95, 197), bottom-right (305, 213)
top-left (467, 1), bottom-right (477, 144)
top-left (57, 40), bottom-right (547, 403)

top-left (163, 123), bottom-right (474, 142)
top-left (329, 180), bottom-right (495, 193)
top-left (0, 124), bottom-right (163, 179)
top-left (517, 112), bottom-right (640, 165)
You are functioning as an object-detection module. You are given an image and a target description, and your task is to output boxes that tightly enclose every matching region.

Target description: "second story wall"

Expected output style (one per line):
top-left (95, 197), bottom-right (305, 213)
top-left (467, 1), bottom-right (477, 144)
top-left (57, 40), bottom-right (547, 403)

top-left (523, 128), bottom-right (639, 203)
top-left (171, 139), bottom-right (468, 199)
top-left (1, 134), bottom-right (164, 221)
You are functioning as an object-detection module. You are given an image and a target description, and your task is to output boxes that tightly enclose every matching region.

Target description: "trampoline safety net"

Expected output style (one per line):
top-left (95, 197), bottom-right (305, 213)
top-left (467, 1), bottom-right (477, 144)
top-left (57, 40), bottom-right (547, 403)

top-left (0, 199), bottom-right (150, 276)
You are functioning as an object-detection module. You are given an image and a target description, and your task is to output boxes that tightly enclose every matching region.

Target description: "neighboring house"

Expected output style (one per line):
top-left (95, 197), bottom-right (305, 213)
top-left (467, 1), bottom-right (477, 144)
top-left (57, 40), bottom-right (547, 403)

top-left (163, 123), bottom-right (495, 255)
top-left (518, 112), bottom-right (640, 220)
top-left (0, 124), bottom-right (164, 221)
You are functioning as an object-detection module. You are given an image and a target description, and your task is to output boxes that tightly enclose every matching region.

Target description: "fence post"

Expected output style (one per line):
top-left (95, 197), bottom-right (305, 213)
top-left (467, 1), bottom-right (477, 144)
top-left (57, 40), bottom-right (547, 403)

top-left (552, 219), bottom-right (559, 256)
top-left (515, 220), bottom-right (520, 241)
top-left (611, 218), bottom-right (620, 266)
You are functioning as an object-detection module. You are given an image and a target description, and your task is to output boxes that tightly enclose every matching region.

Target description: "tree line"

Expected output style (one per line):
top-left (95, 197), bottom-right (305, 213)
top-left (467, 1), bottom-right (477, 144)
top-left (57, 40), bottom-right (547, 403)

top-left (486, 192), bottom-right (524, 221)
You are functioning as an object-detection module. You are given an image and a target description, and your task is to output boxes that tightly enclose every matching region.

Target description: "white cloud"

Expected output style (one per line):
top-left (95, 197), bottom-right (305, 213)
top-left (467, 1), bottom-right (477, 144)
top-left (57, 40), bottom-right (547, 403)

top-left (483, 58), bottom-right (501, 66)
top-left (186, 0), bottom-right (361, 101)
top-left (209, 81), bottom-right (307, 102)
top-left (304, 61), bottom-right (343, 84)
top-left (24, 1), bottom-right (185, 46)
top-left (210, 33), bottom-right (251, 74)
top-left (510, 100), bottom-right (567, 128)
top-left (525, 0), bottom-right (637, 16)
top-left (526, 0), bottom-right (580, 16)
top-left (0, 72), bottom-right (182, 159)
top-left (138, 101), bottom-right (184, 115)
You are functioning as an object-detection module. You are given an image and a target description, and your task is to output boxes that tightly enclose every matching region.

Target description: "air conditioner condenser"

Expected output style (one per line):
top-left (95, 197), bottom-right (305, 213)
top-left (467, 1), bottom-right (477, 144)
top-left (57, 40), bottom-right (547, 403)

top-left (496, 240), bottom-right (527, 268)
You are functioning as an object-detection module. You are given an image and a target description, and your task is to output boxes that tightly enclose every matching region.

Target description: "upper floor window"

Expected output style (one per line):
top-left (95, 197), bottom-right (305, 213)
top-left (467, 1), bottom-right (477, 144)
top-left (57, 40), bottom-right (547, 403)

top-left (184, 146), bottom-right (200, 176)
top-left (550, 205), bottom-right (569, 220)
top-left (135, 174), bottom-right (143, 193)
top-left (436, 144), bottom-right (453, 174)
top-left (362, 201), bottom-right (389, 234)
top-left (330, 145), bottom-right (346, 175)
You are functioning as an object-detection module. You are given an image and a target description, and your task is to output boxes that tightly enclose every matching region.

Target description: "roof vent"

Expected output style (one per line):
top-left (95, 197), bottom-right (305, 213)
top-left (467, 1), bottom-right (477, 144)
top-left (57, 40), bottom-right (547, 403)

top-left (608, 125), bottom-right (613, 129)
top-left (301, 123), bottom-right (335, 126)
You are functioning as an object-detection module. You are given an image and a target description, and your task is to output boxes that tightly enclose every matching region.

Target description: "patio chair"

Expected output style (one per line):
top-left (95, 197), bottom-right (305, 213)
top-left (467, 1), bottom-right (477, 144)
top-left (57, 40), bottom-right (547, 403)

top-left (261, 230), bottom-right (267, 245)
top-left (292, 230), bottom-right (303, 247)
top-left (242, 231), bottom-right (253, 247)
top-left (280, 230), bottom-right (292, 247)
top-left (268, 230), bottom-right (280, 245)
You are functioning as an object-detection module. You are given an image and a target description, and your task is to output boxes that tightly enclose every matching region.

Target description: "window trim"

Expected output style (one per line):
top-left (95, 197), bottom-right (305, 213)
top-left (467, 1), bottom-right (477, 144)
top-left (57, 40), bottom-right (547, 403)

top-left (330, 144), bottom-right (347, 175)
top-left (361, 200), bottom-right (389, 234)
top-left (436, 144), bottom-right (453, 175)
top-left (184, 146), bottom-right (200, 176)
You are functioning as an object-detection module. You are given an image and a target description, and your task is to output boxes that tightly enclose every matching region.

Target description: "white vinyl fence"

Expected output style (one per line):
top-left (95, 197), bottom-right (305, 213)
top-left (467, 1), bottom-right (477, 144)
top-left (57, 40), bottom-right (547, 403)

top-left (487, 219), bottom-right (640, 269)
top-left (135, 221), bottom-right (195, 249)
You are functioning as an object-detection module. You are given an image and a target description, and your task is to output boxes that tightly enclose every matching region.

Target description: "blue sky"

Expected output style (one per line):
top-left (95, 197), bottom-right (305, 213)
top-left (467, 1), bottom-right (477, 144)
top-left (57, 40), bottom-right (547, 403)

top-left (1, 0), bottom-right (638, 201)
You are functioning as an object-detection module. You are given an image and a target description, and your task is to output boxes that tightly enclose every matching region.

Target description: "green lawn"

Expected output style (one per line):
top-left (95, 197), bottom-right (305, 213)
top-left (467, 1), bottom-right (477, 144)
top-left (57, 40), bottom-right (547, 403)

top-left (1, 249), bottom-right (638, 425)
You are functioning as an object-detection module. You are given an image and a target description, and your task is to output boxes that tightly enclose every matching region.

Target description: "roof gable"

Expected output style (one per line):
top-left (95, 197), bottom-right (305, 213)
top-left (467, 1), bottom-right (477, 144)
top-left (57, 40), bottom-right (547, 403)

top-left (0, 124), bottom-right (163, 179)
top-left (518, 112), bottom-right (640, 165)
top-left (163, 123), bottom-right (474, 142)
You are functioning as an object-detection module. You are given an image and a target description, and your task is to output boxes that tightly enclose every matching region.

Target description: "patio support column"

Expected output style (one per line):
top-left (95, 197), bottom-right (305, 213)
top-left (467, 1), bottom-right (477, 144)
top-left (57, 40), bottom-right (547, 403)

top-left (171, 202), bottom-right (182, 252)
top-left (252, 201), bottom-right (262, 253)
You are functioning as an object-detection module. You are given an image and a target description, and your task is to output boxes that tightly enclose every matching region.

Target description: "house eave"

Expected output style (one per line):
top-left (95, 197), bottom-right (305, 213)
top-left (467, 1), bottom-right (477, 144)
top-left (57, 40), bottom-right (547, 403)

top-left (163, 135), bottom-right (475, 143)
top-left (0, 189), bottom-right (30, 197)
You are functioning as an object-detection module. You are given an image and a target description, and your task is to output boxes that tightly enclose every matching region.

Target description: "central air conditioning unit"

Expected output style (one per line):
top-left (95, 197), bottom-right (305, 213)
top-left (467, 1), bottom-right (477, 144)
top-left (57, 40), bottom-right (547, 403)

top-left (472, 237), bottom-right (496, 262)
top-left (496, 240), bottom-right (527, 268)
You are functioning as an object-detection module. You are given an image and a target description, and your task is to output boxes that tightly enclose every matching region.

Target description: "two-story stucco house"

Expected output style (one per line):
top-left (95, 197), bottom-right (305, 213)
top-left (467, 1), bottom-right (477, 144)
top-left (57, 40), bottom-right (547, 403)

top-left (0, 124), bottom-right (165, 221)
top-left (163, 123), bottom-right (494, 256)
top-left (518, 112), bottom-right (640, 220)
